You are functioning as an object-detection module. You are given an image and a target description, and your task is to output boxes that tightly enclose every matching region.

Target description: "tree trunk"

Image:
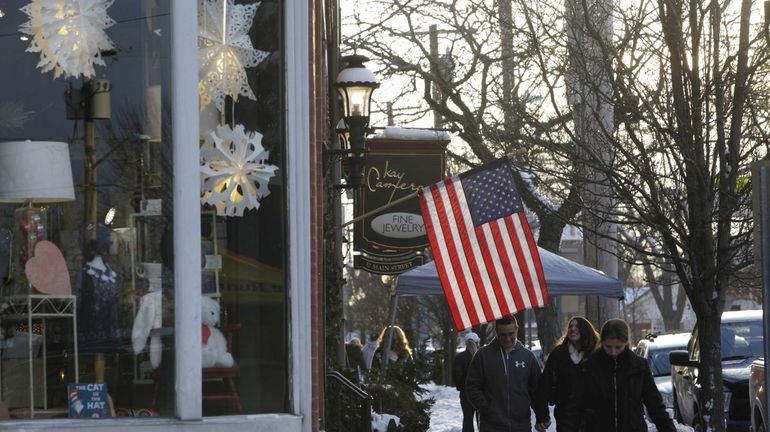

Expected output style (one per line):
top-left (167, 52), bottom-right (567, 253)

top-left (696, 311), bottom-right (725, 431)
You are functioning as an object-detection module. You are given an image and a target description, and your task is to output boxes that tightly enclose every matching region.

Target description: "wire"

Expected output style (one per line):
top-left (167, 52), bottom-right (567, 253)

top-left (0, 12), bottom-right (170, 39)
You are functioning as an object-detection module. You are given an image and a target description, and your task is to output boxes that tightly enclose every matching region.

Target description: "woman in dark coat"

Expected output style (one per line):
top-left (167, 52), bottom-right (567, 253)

top-left (453, 332), bottom-right (480, 432)
top-left (537, 316), bottom-right (599, 432)
top-left (581, 319), bottom-right (675, 432)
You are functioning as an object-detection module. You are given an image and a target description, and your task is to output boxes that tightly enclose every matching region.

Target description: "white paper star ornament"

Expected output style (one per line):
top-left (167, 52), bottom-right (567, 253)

top-left (198, 0), bottom-right (270, 112)
top-left (200, 124), bottom-right (278, 217)
top-left (19, 0), bottom-right (116, 79)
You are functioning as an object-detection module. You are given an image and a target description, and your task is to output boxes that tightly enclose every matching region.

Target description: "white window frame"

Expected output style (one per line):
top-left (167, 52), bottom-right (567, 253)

top-left (0, 1), bottom-right (311, 429)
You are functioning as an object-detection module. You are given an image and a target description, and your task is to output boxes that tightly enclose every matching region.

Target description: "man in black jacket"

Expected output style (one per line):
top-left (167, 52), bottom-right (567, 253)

top-left (464, 315), bottom-right (550, 432)
top-left (454, 332), bottom-right (480, 431)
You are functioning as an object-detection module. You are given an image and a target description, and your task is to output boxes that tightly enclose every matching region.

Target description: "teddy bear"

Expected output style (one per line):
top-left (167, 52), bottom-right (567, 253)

top-left (201, 296), bottom-right (234, 368)
top-left (131, 290), bottom-right (163, 369)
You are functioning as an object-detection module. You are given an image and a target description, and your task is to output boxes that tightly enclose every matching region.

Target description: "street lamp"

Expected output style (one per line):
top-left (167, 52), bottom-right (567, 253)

top-left (333, 54), bottom-right (379, 189)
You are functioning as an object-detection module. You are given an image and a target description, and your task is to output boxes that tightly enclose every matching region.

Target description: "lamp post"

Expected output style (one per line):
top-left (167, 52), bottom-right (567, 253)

top-left (333, 54), bottom-right (379, 189)
top-left (324, 54), bottom-right (378, 369)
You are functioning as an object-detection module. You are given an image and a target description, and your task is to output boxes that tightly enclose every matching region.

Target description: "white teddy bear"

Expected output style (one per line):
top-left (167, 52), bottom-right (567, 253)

top-left (201, 296), bottom-right (234, 368)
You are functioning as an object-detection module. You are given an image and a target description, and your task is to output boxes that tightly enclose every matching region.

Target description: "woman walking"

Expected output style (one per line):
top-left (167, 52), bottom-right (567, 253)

top-left (537, 316), bottom-right (599, 432)
top-left (371, 325), bottom-right (413, 369)
top-left (581, 319), bottom-right (675, 432)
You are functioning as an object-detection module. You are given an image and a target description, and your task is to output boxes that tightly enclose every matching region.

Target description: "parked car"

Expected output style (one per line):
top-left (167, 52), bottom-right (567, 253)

top-left (749, 358), bottom-right (765, 432)
top-left (528, 340), bottom-right (544, 369)
top-left (634, 331), bottom-right (691, 417)
top-left (670, 309), bottom-right (764, 432)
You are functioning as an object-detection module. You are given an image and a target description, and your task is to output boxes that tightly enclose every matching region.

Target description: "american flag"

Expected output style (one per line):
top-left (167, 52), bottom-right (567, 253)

top-left (418, 158), bottom-right (548, 330)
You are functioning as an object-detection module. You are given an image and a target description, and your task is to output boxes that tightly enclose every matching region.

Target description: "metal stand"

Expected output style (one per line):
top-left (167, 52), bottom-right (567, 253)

top-left (0, 294), bottom-right (79, 418)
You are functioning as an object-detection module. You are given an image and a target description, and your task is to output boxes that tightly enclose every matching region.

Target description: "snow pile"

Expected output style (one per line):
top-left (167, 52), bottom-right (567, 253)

top-left (423, 382), bottom-right (695, 432)
top-left (371, 411), bottom-right (400, 432)
top-left (375, 126), bottom-right (451, 141)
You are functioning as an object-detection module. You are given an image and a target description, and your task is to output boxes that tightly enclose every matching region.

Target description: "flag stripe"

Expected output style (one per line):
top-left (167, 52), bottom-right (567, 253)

top-left (433, 180), bottom-right (484, 325)
top-left (478, 223), bottom-right (518, 315)
top-left (429, 182), bottom-right (475, 328)
top-left (487, 219), bottom-right (524, 313)
top-left (498, 218), bottom-right (532, 309)
top-left (513, 213), bottom-right (547, 306)
top-left (419, 185), bottom-right (470, 329)
top-left (446, 179), bottom-right (500, 321)
top-left (504, 215), bottom-right (541, 307)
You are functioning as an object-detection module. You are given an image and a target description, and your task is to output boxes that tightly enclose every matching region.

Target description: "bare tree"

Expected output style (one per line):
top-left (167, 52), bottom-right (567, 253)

top-left (548, 0), bottom-right (769, 429)
top-left (345, 0), bottom-right (583, 353)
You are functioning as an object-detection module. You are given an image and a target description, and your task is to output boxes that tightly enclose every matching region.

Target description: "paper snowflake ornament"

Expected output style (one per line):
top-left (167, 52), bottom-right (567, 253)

top-left (198, 0), bottom-right (269, 112)
top-left (200, 124), bottom-right (278, 217)
top-left (19, 0), bottom-right (116, 79)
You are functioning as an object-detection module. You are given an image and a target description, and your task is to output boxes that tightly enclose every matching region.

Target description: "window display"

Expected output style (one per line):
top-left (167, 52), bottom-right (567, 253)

top-left (196, 0), bottom-right (289, 416)
top-left (0, 0), bottom-right (288, 421)
top-left (0, 0), bottom-right (176, 419)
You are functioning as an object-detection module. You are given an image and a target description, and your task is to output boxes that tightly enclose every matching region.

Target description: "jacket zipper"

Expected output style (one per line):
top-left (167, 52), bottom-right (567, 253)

top-left (613, 357), bottom-right (618, 432)
top-left (500, 348), bottom-right (511, 432)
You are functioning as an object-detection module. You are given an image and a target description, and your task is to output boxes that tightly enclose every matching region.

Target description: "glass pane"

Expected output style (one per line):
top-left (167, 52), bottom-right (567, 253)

top-left (0, 1), bottom-right (174, 419)
top-left (198, 0), bottom-right (288, 415)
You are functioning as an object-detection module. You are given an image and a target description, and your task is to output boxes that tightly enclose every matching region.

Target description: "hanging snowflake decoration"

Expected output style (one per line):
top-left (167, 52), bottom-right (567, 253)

top-left (200, 124), bottom-right (278, 217)
top-left (198, 0), bottom-right (269, 112)
top-left (19, 0), bottom-right (116, 79)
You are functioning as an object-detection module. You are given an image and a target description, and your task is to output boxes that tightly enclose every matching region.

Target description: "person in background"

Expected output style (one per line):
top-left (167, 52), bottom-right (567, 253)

top-left (580, 319), bottom-right (675, 432)
top-left (464, 315), bottom-right (549, 432)
top-left (371, 325), bottom-right (413, 369)
top-left (536, 316), bottom-right (599, 432)
top-left (362, 333), bottom-right (379, 369)
top-left (345, 337), bottom-right (366, 371)
top-left (453, 332), bottom-right (480, 432)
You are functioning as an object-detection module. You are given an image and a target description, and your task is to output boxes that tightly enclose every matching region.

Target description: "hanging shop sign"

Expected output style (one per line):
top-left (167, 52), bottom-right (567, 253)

top-left (354, 130), bottom-right (449, 274)
top-left (353, 252), bottom-right (427, 275)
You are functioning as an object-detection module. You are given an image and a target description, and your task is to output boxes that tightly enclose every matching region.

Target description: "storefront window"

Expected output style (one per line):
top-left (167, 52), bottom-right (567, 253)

top-left (198, 0), bottom-right (289, 415)
top-left (0, 1), bottom-right (175, 419)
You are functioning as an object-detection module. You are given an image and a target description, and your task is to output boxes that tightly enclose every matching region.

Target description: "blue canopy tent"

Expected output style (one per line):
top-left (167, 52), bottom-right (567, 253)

top-left (396, 247), bottom-right (624, 298)
top-left (380, 247), bottom-right (624, 366)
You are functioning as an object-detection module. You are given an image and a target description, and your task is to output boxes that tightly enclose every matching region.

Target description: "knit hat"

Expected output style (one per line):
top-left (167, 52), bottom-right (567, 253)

top-left (464, 332), bottom-right (480, 343)
top-left (600, 319), bottom-right (629, 342)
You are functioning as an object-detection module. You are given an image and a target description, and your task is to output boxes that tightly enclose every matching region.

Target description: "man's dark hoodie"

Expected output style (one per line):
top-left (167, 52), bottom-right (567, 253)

top-left (464, 339), bottom-right (548, 432)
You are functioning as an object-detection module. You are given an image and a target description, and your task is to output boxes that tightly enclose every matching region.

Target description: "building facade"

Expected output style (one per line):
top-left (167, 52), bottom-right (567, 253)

top-left (0, 1), bottom-right (332, 430)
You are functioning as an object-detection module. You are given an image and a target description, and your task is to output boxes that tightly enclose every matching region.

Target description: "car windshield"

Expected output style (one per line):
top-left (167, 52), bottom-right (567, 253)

top-left (649, 347), bottom-right (683, 376)
top-left (720, 320), bottom-right (764, 359)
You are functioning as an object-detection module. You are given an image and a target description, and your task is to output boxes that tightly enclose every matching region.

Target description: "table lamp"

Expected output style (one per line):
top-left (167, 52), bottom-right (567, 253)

top-left (0, 141), bottom-right (75, 294)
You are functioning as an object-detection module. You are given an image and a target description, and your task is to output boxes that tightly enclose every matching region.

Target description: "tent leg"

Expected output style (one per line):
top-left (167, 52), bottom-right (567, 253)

top-left (383, 295), bottom-right (399, 370)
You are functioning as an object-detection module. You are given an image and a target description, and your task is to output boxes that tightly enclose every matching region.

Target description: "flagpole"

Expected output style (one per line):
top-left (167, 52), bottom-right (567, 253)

top-left (327, 190), bottom-right (420, 235)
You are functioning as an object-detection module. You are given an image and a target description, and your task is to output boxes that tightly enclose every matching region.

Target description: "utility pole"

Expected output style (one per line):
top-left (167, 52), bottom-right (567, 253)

top-left (428, 25), bottom-right (454, 130)
top-left (498, 0), bottom-right (515, 135)
top-left (565, 0), bottom-right (619, 326)
top-left (430, 25), bottom-right (442, 129)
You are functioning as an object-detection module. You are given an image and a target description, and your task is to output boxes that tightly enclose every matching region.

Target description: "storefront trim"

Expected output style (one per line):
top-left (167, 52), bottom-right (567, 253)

top-left (0, 414), bottom-right (302, 431)
top-left (171, 0), bottom-right (203, 421)
top-left (286, 1), bottom-right (313, 431)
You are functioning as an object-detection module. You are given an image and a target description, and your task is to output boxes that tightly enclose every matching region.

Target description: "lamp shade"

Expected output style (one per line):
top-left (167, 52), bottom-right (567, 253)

top-left (0, 141), bottom-right (75, 203)
top-left (335, 54), bottom-right (379, 119)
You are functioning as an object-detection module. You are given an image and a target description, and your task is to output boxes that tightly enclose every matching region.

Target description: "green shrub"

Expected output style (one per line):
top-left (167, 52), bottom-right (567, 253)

top-left (364, 360), bottom-right (434, 431)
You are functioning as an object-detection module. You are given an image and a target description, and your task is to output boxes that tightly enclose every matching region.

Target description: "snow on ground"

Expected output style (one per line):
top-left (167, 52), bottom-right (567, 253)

top-left (422, 382), bottom-right (695, 432)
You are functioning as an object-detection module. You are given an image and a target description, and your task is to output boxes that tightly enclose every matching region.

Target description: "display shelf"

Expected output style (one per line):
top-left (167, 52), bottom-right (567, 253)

top-left (0, 294), bottom-right (79, 419)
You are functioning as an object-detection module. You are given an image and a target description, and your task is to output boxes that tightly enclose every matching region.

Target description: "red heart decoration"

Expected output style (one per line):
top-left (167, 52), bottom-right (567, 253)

top-left (25, 241), bottom-right (72, 295)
